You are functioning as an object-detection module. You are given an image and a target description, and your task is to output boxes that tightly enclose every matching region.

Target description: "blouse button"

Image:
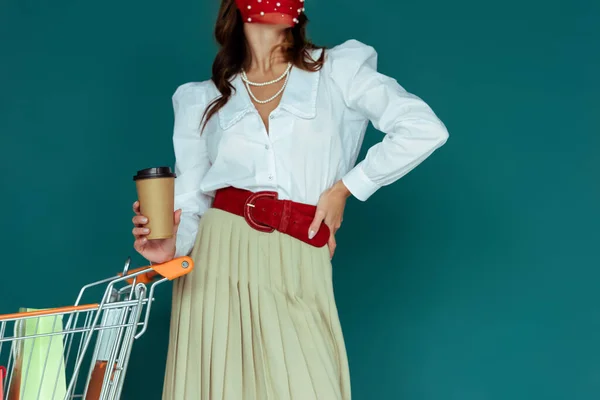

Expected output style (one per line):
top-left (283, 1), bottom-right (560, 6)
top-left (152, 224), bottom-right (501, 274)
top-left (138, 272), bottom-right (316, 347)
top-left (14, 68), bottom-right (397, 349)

top-left (269, 114), bottom-right (275, 120)
top-left (265, 144), bottom-right (270, 150)
top-left (268, 175), bottom-right (274, 180)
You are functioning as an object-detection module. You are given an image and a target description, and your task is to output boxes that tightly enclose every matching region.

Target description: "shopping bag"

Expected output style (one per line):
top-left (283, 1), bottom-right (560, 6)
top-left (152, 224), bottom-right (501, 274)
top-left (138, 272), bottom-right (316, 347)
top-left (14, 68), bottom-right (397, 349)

top-left (1, 365), bottom-right (7, 399)
top-left (85, 289), bottom-right (122, 400)
top-left (9, 309), bottom-right (67, 400)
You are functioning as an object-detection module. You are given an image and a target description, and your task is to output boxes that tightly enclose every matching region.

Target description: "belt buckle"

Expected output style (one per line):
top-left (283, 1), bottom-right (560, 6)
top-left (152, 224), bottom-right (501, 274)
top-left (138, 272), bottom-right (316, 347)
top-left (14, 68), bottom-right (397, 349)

top-left (244, 191), bottom-right (278, 233)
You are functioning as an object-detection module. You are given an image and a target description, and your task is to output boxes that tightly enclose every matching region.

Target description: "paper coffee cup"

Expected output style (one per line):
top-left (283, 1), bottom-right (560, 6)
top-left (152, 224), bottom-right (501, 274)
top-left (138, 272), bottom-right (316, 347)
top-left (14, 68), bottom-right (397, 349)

top-left (133, 167), bottom-right (176, 240)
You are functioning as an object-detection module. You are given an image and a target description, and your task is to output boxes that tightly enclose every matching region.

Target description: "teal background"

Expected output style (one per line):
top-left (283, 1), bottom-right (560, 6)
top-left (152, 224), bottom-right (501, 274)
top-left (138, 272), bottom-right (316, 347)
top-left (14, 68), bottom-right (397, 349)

top-left (1, 0), bottom-right (599, 398)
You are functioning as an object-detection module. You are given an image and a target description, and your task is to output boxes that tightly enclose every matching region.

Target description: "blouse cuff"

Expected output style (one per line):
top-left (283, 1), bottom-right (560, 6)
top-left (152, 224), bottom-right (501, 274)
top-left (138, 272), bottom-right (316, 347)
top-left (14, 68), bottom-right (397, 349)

top-left (175, 236), bottom-right (194, 258)
top-left (342, 162), bottom-right (380, 202)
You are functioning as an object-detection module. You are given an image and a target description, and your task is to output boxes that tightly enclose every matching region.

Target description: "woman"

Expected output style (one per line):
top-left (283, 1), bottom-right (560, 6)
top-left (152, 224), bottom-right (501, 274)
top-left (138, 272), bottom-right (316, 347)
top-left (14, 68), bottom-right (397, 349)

top-left (132, 0), bottom-right (449, 398)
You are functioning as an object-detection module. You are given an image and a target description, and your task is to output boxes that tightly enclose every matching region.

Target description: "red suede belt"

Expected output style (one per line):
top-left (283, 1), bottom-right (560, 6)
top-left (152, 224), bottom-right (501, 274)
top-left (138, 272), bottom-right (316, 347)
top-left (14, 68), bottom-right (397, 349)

top-left (212, 187), bottom-right (330, 248)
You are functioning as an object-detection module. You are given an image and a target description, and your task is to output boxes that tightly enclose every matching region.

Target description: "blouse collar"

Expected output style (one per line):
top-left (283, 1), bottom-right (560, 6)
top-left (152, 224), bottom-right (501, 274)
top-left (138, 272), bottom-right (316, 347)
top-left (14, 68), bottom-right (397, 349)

top-left (218, 52), bottom-right (322, 130)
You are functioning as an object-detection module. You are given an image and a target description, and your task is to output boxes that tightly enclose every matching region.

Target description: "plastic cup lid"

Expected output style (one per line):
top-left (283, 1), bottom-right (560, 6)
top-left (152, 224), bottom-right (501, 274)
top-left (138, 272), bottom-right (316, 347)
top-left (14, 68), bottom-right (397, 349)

top-left (133, 166), bottom-right (176, 181)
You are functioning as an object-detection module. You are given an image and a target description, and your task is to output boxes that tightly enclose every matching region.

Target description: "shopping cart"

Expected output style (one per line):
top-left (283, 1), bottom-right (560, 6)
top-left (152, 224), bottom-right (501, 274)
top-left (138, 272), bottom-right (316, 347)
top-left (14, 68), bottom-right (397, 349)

top-left (0, 256), bottom-right (193, 400)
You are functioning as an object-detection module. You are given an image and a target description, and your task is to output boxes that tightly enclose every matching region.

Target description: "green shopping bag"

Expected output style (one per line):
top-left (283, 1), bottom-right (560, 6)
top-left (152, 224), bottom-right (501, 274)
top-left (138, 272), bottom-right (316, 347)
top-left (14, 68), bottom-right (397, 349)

top-left (9, 309), bottom-right (67, 400)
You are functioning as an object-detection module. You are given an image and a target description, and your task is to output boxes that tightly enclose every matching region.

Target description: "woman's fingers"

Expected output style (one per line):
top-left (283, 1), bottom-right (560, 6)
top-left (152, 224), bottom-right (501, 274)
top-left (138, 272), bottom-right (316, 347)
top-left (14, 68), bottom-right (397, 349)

top-left (308, 208), bottom-right (326, 240)
top-left (328, 234), bottom-right (337, 259)
top-left (310, 203), bottom-right (342, 257)
top-left (324, 213), bottom-right (342, 235)
top-left (133, 237), bottom-right (147, 252)
top-left (173, 209), bottom-right (182, 235)
top-left (132, 201), bottom-right (148, 229)
top-left (132, 227), bottom-right (150, 237)
top-left (132, 215), bottom-right (148, 227)
top-left (133, 201), bottom-right (141, 215)
top-left (321, 210), bottom-right (341, 259)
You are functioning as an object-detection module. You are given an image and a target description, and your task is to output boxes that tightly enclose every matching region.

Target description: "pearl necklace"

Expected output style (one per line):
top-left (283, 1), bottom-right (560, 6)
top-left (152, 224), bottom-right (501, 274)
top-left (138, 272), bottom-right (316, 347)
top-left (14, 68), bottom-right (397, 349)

top-left (241, 63), bottom-right (292, 104)
top-left (242, 63), bottom-right (292, 86)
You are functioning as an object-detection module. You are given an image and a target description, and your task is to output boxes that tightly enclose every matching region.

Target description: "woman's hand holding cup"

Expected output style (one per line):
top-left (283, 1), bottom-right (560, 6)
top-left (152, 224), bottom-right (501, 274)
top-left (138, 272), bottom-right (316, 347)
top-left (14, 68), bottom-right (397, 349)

top-left (132, 200), bottom-right (182, 264)
top-left (132, 166), bottom-right (180, 263)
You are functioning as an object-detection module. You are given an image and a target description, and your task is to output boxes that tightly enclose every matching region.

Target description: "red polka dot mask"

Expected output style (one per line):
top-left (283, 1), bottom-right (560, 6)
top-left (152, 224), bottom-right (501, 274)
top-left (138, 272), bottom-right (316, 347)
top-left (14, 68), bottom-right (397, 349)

top-left (235, 0), bottom-right (305, 27)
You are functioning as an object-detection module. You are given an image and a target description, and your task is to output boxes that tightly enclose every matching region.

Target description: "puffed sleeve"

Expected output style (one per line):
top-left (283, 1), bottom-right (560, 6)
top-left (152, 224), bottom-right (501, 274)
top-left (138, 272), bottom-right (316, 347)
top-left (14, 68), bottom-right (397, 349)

top-left (330, 40), bottom-right (449, 201)
top-left (172, 82), bottom-right (213, 257)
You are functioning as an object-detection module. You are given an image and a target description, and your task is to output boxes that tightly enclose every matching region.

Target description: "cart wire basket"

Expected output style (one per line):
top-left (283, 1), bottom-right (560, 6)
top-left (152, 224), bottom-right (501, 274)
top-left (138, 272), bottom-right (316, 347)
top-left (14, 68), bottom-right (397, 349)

top-left (0, 256), bottom-right (194, 400)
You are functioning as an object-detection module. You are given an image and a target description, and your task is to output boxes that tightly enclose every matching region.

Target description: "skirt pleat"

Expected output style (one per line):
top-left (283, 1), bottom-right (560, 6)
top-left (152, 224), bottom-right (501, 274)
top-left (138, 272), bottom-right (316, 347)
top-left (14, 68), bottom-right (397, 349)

top-left (162, 208), bottom-right (351, 400)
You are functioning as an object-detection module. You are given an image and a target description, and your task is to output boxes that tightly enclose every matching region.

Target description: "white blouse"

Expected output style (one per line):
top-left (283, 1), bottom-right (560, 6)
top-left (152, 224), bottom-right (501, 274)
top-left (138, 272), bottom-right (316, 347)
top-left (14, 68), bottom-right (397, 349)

top-left (172, 39), bottom-right (449, 257)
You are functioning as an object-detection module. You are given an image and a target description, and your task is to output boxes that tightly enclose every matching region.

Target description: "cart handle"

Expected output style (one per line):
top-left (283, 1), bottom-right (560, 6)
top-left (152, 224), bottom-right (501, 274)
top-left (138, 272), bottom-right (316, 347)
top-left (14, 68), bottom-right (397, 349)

top-left (0, 304), bottom-right (99, 322)
top-left (120, 256), bottom-right (194, 284)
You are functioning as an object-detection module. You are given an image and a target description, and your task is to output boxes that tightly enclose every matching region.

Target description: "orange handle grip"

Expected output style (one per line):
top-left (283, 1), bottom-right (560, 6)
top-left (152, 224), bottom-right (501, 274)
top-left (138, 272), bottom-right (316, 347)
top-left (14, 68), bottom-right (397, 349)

top-left (120, 267), bottom-right (159, 284)
top-left (121, 256), bottom-right (194, 284)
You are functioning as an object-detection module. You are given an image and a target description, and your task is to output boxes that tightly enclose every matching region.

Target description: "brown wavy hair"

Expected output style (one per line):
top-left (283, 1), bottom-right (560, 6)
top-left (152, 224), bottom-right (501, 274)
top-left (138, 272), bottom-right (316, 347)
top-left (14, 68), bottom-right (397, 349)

top-left (201, 0), bottom-right (325, 131)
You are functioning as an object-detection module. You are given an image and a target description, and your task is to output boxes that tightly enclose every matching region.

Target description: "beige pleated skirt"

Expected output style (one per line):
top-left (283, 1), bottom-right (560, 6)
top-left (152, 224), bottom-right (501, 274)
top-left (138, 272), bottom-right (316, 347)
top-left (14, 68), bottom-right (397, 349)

top-left (162, 208), bottom-right (351, 400)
